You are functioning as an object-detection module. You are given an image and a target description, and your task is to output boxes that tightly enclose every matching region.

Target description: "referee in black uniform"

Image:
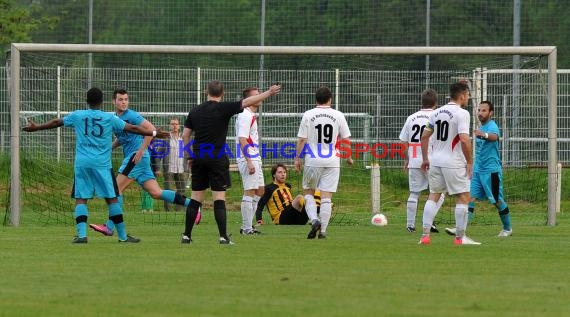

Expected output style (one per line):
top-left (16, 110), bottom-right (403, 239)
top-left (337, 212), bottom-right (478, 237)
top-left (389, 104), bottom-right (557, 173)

top-left (181, 80), bottom-right (281, 244)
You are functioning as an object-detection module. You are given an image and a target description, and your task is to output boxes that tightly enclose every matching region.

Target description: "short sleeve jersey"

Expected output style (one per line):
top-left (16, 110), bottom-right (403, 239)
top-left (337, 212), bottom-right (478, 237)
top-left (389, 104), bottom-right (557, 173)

top-left (114, 109), bottom-right (149, 158)
top-left (399, 109), bottom-right (434, 168)
top-left (474, 120), bottom-right (502, 173)
top-left (235, 108), bottom-right (260, 161)
top-left (297, 106), bottom-right (351, 167)
top-left (425, 103), bottom-right (470, 168)
top-left (63, 109), bottom-right (126, 168)
top-left (184, 100), bottom-right (243, 158)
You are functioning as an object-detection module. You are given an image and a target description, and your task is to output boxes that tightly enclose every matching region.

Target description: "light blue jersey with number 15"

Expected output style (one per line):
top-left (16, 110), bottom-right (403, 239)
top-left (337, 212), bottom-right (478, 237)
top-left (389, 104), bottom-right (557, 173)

top-left (63, 109), bottom-right (126, 168)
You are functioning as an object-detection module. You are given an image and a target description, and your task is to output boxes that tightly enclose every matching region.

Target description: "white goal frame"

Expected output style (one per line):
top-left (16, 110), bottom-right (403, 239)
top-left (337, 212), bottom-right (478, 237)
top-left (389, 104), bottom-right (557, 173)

top-left (9, 44), bottom-right (558, 226)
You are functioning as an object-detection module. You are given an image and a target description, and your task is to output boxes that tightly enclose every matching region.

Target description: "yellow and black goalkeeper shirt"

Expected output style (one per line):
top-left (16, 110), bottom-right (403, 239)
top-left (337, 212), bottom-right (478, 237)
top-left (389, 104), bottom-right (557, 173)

top-left (256, 181), bottom-right (320, 224)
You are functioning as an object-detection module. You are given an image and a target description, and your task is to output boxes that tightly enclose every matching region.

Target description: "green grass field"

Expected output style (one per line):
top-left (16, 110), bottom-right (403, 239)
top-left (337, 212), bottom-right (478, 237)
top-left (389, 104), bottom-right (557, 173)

top-left (1, 210), bottom-right (570, 317)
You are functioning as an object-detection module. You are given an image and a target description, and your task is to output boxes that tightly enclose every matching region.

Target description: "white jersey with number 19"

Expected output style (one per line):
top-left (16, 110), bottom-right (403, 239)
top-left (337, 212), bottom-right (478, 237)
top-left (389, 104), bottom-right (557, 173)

top-left (297, 106), bottom-right (351, 168)
top-left (425, 102), bottom-right (470, 168)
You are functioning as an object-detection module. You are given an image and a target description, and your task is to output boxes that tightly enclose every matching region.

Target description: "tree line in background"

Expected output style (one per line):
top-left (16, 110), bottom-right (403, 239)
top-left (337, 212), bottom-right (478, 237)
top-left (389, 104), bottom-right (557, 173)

top-left (1, 0), bottom-right (568, 69)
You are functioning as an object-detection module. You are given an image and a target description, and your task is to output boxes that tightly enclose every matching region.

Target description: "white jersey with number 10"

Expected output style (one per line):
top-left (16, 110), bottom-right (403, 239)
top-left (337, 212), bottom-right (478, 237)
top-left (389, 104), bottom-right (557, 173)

top-left (426, 102), bottom-right (470, 168)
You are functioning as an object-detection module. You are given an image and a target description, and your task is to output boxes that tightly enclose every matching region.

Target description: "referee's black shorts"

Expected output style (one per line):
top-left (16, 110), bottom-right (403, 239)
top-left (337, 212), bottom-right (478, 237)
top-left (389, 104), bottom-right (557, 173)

top-left (191, 156), bottom-right (231, 191)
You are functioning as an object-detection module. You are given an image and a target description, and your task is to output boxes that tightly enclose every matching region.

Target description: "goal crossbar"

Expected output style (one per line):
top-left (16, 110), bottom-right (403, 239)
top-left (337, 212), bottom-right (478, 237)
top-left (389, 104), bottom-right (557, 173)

top-left (8, 44), bottom-right (558, 226)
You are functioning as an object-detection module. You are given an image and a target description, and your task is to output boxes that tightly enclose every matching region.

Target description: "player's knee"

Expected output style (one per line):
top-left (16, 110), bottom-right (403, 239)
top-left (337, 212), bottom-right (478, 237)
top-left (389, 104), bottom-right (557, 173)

top-left (75, 215), bottom-right (87, 224)
top-left (109, 214), bottom-right (124, 224)
top-left (149, 189), bottom-right (162, 199)
top-left (408, 192), bottom-right (420, 203)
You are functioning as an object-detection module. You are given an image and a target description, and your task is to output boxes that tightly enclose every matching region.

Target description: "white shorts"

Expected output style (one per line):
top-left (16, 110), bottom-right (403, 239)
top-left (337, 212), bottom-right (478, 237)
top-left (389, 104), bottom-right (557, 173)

top-left (408, 168), bottom-right (428, 192)
top-left (302, 166), bottom-right (340, 193)
top-left (238, 160), bottom-right (264, 190)
top-left (428, 166), bottom-right (470, 195)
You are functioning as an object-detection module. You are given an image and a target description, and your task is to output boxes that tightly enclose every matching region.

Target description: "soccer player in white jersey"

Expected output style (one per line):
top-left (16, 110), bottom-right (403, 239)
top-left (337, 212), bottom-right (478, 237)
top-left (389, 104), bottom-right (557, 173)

top-left (236, 86), bottom-right (264, 235)
top-left (398, 89), bottom-right (445, 233)
top-left (419, 81), bottom-right (480, 245)
top-left (295, 86), bottom-right (353, 239)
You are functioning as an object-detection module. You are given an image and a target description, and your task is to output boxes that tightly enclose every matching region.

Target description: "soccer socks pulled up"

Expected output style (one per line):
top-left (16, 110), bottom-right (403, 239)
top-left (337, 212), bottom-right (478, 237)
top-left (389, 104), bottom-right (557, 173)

top-left (108, 202), bottom-right (127, 241)
top-left (454, 204), bottom-right (469, 238)
top-left (436, 193), bottom-right (445, 211)
top-left (497, 202), bottom-right (511, 230)
top-left (421, 199), bottom-right (438, 234)
top-left (406, 192), bottom-right (420, 227)
top-left (74, 204), bottom-right (89, 238)
top-left (105, 195), bottom-right (123, 233)
top-left (240, 195), bottom-right (254, 230)
top-left (468, 201), bottom-right (476, 222)
top-left (213, 200), bottom-right (228, 239)
top-left (319, 198), bottom-right (332, 233)
top-left (252, 195), bottom-right (261, 221)
top-left (184, 199), bottom-right (202, 236)
top-left (304, 195), bottom-right (318, 222)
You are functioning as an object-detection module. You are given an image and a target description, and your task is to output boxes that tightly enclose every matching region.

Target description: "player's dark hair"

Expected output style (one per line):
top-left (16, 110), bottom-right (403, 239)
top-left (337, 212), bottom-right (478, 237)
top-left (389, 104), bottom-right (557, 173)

top-left (421, 89), bottom-right (438, 108)
top-left (112, 88), bottom-right (128, 99)
top-left (242, 86), bottom-right (259, 98)
top-left (271, 163), bottom-right (287, 180)
top-left (315, 86), bottom-right (332, 105)
top-left (207, 80), bottom-right (224, 97)
top-left (449, 80), bottom-right (470, 100)
top-left (480, 100), bottom-right (494, 112)
top-left (86, 87), bottom-right (103, 107)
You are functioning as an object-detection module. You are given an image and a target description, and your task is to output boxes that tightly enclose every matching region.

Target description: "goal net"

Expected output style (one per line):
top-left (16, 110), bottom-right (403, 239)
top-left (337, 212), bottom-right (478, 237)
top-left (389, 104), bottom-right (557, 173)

top-left (3, 45), bottom-right (558, 227)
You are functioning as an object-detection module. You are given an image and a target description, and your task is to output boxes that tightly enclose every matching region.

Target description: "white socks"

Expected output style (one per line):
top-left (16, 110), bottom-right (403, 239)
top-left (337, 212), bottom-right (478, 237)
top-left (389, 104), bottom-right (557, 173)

top-left (241, 195), bottom-right (253, 230)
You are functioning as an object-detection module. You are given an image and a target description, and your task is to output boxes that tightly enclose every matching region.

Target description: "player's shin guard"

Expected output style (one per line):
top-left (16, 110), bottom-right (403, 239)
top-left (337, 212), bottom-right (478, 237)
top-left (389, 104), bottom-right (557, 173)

top-left (160, 190), bottom-right (176, 203)
top-left (184, 199), bottom-right (201, 236)
top-left (421, 200), bottom-right (438, 234)
top-left (454, 204), bottom-right (468, 238)
top-left (497, 202), bottom-right (511, 230)
top-left (74, 204), bottom-right (88, 238)
top-left (468, 201), bottom-right (476, 222)
top-left (213, 200), bottom-right (228, 238)
top-left (105, 195), bottom-right (122, 233)
top-left (240, 196), bottom-right (253, 230)
top-left (252, 195), bottom-right (260, 220)
top-left (319, 198), bottom-right (332, 233)
top-left (108, 202), bottom-right (126, 240)
top-left (406, 192), bottom-right (420, 227)
top-left (304, 195), bottom-right (318, 223)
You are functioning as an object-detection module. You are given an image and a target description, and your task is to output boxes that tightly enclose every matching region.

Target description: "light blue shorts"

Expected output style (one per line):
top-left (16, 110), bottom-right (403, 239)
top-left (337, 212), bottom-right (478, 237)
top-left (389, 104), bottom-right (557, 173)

top-left (72, 167), bottom-right (119, 199)
top-left (118, 154), bottom-right (156, 186)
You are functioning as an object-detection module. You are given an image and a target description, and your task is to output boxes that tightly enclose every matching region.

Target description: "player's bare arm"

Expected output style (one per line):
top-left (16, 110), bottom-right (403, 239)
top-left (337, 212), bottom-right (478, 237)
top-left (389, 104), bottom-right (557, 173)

top-left (459, 133), bottom-right (473, 178)
top-left (420, 126), bottom-right (433, 171)
top-left (132, 119), bottom-right (156, 164)
top-left (123, 123), bottom-right (168, 138)
top-left (112, 139), bottom-right (121, 149)
top-left (294, 137), bottom-right (307, 172)
top-left (241, 84), bottom-right (281, 109)
top-left (239, 137), bottom-right (255, 175)
top-left (473, 129), bottom-right (498, 141)
top-left (341, 137), bottom-right (354, 166)
top-left (22, 118), bottom-right (64, 132)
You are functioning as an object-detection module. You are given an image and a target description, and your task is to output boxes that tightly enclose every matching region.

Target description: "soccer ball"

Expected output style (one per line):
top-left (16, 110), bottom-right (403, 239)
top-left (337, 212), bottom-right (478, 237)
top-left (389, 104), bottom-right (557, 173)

top-left (371, 213), bottom-right (388, 226)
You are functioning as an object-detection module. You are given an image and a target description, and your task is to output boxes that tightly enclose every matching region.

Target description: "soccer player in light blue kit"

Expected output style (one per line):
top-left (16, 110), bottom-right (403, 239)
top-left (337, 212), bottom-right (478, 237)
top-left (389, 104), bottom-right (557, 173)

top-left (445, 100), bottom-right (512, 237)
top-left (90, 88), bottom-right (198, 236)
top-left (23, 88), bottom-right (166, 243)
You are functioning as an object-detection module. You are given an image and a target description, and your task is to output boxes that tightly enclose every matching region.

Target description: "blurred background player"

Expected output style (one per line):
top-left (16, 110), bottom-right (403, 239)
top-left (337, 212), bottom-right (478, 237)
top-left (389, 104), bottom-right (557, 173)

top-left (419, 81), bottom-right (480, 245)
top-left (89, 89), bottom-right (197, 237)
top-left (236, 87), bottom-right (264, 235)
top-left (23, 87), bottom-right (166, 243)
top-left (398, 88), bottom-right (444, 233)
top-left (445, 100), bottom-right (512, 237)
top-left (295, 86), bottom-right (353, 239)
top-left (256, 163), bottom-right (321, 225)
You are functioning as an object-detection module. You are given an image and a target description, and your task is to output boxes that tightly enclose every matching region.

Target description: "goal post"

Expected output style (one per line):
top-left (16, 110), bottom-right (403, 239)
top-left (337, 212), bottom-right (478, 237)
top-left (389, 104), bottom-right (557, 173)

top-left (8, 44), bottom-right (558, 227)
